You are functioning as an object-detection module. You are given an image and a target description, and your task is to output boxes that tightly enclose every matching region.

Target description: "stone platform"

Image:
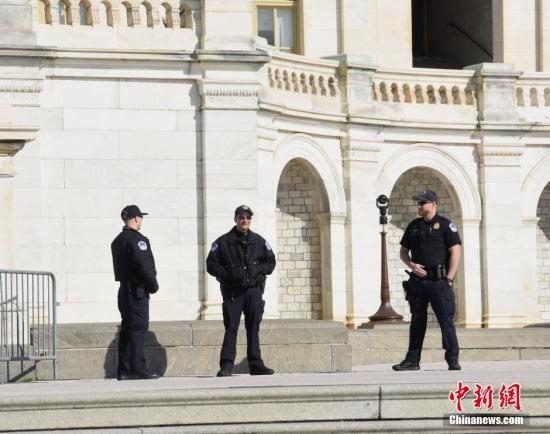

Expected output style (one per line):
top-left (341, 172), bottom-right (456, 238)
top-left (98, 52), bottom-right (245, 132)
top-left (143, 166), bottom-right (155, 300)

top-left (34, 320), bottom-right (351, 380)
top-left (1, 360), bottom-right (549, 433)
top-left (351, 325), bottom-right (550, 365)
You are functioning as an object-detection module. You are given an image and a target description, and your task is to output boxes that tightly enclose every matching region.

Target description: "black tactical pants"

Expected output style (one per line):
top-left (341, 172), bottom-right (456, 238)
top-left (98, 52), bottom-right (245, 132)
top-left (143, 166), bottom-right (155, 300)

top-left (118, 287), bottom-right (149, 375)
top-left (220, 286), bottom-right (265, 369)
top-left (405, 278), bottom-right (459, 364)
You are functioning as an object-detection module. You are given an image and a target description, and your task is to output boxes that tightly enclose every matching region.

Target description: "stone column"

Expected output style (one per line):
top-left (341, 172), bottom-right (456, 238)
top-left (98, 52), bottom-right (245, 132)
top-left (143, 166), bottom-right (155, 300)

top-left (318, 212), bottom-right (347, 321)
top-left (0, 142), bottom-right (25, 269)
top-left (521, 217), bottom-right (541, 323)
top-left (328, 54), bottom-right (381, 327)
top-left (201, 0), bottom-right (254, 51)
top-left (256, 116), bottom-right (279, 319)
top-left (340, 136), bottom-right (381, 328)
top-left (493, 0), bottom-right (537, 71)
top-left (468, 63), bottom-right (526, 327)
top-left (457, 218), bottom-right (483, 328)
top-left (197, 0), bottom-right (268, 320)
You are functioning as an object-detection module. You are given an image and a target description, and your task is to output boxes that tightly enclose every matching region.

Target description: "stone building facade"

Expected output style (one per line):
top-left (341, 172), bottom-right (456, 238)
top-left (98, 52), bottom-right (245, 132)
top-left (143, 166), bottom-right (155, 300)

top-left (0, 0), bottom-right (549, 328)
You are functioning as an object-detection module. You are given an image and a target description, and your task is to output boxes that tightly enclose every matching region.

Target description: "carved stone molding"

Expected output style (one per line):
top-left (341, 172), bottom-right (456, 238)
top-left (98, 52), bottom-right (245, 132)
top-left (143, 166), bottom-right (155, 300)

top-left (0, 78), bottom-right (43, 104)
top-left (340, 137), bottom-right (381, 162)
top-left (200, 82), bottom-right (261, 110)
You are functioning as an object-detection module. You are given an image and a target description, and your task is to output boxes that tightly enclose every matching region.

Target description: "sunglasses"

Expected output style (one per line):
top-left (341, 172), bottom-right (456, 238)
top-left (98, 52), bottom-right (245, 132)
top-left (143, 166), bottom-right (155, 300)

top-left (237, 215), bottom-right (252, 221)
top-left (417, 201), bottom-right (433, 206)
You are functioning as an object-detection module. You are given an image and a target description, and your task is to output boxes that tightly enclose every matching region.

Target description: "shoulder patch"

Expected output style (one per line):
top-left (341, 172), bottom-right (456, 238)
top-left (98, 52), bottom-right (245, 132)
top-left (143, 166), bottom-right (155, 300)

top-left (449, 222), bottom-right (458, 232)
top-left (210, 242), bottom-right (219, 252)
top-left (137, 240), bottom-right (148, 251)
top-left (265, 241), bottom-right (272, 251)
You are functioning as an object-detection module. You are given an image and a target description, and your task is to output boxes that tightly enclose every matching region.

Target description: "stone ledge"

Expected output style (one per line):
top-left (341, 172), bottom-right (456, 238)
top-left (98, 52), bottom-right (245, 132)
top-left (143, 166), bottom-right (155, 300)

top-left (0, 382), bottom-right (547, 432)
top-left (34, 320), bottom-right (351, 380)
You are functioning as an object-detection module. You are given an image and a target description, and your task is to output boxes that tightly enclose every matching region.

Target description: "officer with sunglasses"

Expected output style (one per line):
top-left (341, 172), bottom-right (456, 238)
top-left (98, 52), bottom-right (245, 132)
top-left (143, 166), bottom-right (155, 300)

top-left (206, 205), bottom-right (277, 377)
top-left (393, 190), bottom-right (462, 371)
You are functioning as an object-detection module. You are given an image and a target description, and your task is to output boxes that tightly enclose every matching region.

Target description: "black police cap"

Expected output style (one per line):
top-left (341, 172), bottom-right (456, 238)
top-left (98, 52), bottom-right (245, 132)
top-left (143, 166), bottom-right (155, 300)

top-left (413, 190), bottom-right (438, 203)
top-left (121, 205), bottom-right (148, 220)
top-left (234, 205), bottom-right (254, 217)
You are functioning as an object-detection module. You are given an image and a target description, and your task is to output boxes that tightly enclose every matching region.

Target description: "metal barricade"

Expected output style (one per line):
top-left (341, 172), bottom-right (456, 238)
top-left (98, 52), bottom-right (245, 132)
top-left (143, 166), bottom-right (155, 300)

top-left (0, 270), bottom-right (57, 381)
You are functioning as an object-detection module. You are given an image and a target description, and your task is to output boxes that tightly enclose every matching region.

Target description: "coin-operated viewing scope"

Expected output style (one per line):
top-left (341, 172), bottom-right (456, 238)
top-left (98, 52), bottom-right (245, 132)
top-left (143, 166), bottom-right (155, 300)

top-left (376, 194), bottom-right (390, 225)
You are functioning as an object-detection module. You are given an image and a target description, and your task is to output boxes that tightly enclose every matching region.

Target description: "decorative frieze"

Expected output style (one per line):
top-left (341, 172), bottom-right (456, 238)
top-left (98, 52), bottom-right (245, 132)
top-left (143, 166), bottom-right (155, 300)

top-left (200, 82), bottom-right (260, 110)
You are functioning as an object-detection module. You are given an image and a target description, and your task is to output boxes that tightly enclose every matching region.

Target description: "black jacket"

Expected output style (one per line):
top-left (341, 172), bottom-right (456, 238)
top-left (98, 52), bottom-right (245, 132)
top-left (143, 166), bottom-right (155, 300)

top-left (206, 227), bottom-right (276, 298)
top-left (111, 226), bottom-right (159, 295)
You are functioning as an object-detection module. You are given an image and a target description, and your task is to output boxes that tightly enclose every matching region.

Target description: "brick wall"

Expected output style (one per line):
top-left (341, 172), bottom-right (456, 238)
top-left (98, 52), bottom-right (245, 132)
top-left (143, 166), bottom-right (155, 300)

top-left (276, 161), bottom-right (323, 319)
top-left (537, 182), bottom-right (550, 321)
top-left (387, 169), bottom-right (460, 323)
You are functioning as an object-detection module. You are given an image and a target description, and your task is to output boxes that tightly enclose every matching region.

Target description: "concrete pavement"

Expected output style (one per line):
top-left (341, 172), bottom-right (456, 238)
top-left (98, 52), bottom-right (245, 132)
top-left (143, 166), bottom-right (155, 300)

top-left (1, 359), bottom-right (549, 433)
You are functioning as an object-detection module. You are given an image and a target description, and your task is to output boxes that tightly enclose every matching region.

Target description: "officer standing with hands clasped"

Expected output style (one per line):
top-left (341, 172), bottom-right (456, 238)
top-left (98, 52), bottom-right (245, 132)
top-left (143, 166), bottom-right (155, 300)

top-left (111, 205), bottom-right (159, 380)
top-left (393, 190), bottom-right (462, 371)
top-left (207, 205), bottom-right (276, 377)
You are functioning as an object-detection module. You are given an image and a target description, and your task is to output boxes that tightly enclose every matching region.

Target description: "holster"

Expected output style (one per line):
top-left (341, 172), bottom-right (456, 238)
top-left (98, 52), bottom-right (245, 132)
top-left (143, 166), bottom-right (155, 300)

top-left (402, 270), bottom-right (412, 301)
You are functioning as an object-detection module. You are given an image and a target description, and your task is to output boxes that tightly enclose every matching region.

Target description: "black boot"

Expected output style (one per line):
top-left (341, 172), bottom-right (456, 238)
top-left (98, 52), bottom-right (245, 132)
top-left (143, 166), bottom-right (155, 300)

top-left (250, 364), bottom-right (274, 375)
top-left (448, 361), bottom-right (462, 370)
top-left (216, 364), bottom-right (233, 377)
top-left (392, 360), bottom-right (420, 371)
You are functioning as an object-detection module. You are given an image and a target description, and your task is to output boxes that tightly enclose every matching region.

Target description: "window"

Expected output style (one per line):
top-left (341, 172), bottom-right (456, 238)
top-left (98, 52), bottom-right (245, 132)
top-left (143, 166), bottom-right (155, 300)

top-left (254, 1), bottom-right (298, 53)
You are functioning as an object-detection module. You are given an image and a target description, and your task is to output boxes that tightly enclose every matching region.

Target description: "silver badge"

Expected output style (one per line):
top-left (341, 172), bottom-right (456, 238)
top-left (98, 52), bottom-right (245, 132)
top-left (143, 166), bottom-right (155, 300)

top-left (138, 240), bottom-right (148, 251)
top-left (449, 222), bottom-right (458, 233)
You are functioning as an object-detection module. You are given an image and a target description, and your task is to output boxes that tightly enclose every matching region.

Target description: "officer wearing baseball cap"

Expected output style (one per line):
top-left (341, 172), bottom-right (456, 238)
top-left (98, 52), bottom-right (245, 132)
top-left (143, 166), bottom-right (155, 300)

top-left (206, 205), bottom-right (276, 377)
top-left (393, 190), bottom-right (462, 371)
top-left (111, 205), bottom-right (159, 380)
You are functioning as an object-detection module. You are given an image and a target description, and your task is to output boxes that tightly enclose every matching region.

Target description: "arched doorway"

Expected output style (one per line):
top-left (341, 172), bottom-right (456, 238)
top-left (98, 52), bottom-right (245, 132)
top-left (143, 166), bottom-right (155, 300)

top-left (387, 167), bottom-right (463, 324)
top-left (276, 159), bottom-right (328, 319)
top-left (537, 182), bottom-right (550, 322)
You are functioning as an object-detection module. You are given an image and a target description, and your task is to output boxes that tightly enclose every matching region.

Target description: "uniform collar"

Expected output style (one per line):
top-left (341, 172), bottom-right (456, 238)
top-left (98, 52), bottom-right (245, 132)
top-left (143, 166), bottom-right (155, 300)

top-left (123, 226), bottom-right (140, 234)
top-left (422, 213), bottom-right (439, 224)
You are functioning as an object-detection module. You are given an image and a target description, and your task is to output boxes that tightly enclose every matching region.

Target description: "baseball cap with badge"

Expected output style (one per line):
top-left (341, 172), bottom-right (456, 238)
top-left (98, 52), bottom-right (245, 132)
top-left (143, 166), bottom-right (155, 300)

top-left (121, 205), bottom-right (148, 221)
top-left (234, 205), bottom-right (254, 217)
top-left (413, 189), bottom-right (438, 203)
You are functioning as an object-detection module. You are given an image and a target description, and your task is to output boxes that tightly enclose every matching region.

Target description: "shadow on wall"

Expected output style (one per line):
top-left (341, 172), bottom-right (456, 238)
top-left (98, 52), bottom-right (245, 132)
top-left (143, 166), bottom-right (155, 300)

top-left (103, 328), bottom-right (167, 378)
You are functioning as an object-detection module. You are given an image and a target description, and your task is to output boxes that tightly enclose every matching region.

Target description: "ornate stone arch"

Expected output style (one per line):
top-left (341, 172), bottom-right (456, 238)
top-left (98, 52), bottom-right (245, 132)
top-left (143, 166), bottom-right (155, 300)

top-left (378, 144), bottom-right (481, 220)
top-left (522, 153), bottom-right (550, 217)
top-left (273, 133), bottom-right (346, 215)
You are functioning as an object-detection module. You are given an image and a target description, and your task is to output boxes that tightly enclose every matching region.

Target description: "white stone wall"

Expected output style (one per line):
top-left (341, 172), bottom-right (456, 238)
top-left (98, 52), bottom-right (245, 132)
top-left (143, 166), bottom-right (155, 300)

top-left (387, 169), bottom-right (460, 323)
top-left (276, 160), bottom-right (322, 319)
top-left (537, 183), bottom-right (550, 321)
top-left (13, 75), bottom-right (202, 323)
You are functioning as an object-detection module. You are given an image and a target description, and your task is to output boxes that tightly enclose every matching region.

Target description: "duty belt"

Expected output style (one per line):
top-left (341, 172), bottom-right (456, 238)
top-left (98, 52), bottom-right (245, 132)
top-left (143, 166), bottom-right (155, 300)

top-left (421, 264), bottom-right (447, 281)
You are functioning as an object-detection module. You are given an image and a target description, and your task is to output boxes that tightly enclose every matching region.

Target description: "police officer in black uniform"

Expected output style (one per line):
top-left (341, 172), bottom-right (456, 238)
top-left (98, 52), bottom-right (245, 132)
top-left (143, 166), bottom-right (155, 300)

top-left (206, 205), bottom-right (276, 377)
top-left (111, 205), bottom-right (159, 380)
top-left (393, 190), bottom-right (462, 371)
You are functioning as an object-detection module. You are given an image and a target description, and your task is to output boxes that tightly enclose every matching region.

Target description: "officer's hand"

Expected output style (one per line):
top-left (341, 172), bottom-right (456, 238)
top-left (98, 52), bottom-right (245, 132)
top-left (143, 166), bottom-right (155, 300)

top-left (411, 262), bottom-right (427, 277)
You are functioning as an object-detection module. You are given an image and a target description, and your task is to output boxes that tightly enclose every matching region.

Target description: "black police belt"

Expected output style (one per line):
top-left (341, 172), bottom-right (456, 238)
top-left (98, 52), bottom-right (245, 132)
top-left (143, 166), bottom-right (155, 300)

top-left (420, 264), bottom-right (447, 281)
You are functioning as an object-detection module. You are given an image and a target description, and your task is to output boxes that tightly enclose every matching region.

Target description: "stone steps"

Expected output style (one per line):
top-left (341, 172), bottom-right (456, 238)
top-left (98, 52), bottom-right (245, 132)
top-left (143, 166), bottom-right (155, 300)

top-left (351, 325), bottom-right (550, 365)
top-left (33, 320), bottom-right (351, 381)
top-left (1, 361), bottom-right (550, 433)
